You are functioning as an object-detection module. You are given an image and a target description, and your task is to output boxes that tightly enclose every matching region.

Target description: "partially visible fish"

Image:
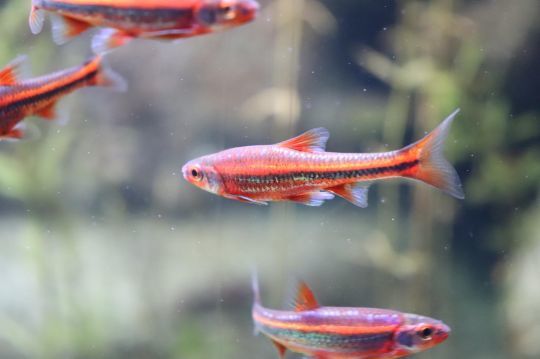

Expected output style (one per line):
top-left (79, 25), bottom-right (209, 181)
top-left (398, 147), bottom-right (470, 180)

top-left (29, 0), bottom-right (260, 53)
top-left (182, 110), bottom-right (464, 207)
top-left (252, 275), bottom-right (450, 358)
top-left (0, 55), bottom-right (125, 140)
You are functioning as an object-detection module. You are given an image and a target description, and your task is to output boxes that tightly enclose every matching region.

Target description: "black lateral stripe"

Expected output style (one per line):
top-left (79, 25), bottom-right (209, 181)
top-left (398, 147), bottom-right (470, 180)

top-left (1, 69), bottom-right (98, 114)
top-left (234, 160), bottom-right (420, 184)
top-left (45, 1), bottom-right (193, 23)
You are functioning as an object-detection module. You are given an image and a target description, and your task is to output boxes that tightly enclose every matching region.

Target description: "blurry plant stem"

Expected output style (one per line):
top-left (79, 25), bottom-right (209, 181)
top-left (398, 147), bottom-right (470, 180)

top-left (269, 0), bottom-right (305, 293)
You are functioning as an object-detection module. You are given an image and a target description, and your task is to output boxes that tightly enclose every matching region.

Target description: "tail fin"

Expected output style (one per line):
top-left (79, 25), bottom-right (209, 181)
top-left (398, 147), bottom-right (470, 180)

top-left (92, 56), bottom-right (128, 92)
top-left (29, 1), bottom-right (45, 34)
top-left (403, 109), bottom-right (464, 199)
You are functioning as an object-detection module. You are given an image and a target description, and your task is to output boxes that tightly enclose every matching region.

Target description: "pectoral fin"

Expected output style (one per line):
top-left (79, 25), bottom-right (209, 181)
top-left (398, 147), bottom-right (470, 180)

top-left (1, 120), bottom-right (30, 141)
top-left (29, 5), bottom-right (46, 34)
top-left (228, 195), bottom-right (268, 206)
top-left (326, 182), bottom-right (371, 208)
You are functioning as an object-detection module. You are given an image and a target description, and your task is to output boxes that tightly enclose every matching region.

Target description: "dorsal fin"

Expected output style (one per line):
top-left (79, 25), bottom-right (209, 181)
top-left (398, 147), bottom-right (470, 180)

top-left (278, 128), bottom-right (329, 153)
top-left (293, 281), bottom-right (320, 312)
top-left (0, 55), bottom-right (27, 86)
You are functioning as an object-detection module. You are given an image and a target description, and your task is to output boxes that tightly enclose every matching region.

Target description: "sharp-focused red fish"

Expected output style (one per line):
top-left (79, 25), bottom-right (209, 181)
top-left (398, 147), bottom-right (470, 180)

top-left (252, 276), bottom-right (450, 358)
top-left (0, 55), bottom-right (125, 140)
top-left (182, 110), bottom-right (464, 207)
top-left (29, 0), bottom-right (260, 53)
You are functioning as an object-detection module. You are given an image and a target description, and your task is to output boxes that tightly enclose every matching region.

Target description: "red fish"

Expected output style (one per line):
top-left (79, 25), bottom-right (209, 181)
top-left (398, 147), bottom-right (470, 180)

top-left (0, 55), bottom-right (125, 140)
top-left (29, 0), bottom-right (260, 53)
top-left (252, 276), bottom-right (450, 358)
top-left (182, 110), bottom-right (464, 207)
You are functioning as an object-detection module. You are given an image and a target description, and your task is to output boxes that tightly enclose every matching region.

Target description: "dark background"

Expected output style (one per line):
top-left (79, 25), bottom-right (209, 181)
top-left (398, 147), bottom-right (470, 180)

top-left (0, 0), bottom-right (538, 358)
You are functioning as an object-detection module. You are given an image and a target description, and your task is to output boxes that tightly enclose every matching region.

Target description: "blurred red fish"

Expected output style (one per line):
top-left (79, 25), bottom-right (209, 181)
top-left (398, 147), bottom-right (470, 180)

top-left (252, 275), bottom-right (450, 358)
top-left (29, 0), bottom-right (260, 53)
top-left (0, 55), bottom-right (125, 140)
top-left (183, 110), bottom-right (464, 207)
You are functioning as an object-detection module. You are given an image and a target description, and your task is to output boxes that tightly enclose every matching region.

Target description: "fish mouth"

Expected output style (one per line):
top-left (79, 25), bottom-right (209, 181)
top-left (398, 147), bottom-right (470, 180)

top-left (438, 324), bottom-right (451, 341)
top-left (181, 163), bottom-right (190, 181)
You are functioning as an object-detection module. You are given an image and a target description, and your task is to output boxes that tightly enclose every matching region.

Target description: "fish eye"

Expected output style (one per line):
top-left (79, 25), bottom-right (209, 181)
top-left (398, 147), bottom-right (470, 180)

top-left (221, 5), bottom-right (236, 19)
top-left (418, 327), bottom-right (433, 340)
top-left (190, 167), bottom-right (203, 181)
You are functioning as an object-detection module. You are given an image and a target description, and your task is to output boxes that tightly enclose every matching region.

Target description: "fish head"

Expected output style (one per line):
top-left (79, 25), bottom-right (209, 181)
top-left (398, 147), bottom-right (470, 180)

top-left (197, 0), bottom-right (259, 28)
top-left (182, 156), bottom-right (224, 196)
top-left (393, 314), bottom-right (450, 355)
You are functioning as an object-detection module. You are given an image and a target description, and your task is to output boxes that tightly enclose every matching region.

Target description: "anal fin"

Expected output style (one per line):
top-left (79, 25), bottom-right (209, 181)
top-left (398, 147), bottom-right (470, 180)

top-left (51, 15), bottom-right (91, 45)
top-left (36, 103), bottom-right (57, 121)
top-left (272, 340), bottom-right (287, 359)
top-left (326, 182), bottom-right (371, 208)
top-left (287, 191), bottom-right (334, 206)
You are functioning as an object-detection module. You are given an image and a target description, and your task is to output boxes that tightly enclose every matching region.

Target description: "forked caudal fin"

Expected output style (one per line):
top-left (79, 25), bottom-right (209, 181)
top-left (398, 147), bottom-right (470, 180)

top-left (402, 109), bottom-right (464, 199)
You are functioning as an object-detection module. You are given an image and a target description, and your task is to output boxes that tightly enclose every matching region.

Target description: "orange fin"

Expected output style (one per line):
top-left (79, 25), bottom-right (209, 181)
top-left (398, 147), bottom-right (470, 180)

top-left (92, 29), bottom-right (134, 54)
top-left (402, 109), bottom-right (464, 199)
top-left (29, 1), bottom-right (46, 34)
top-left (326, 182), bottom-right (371, 208)
top-left (51, 14), bottom-right (91, 45)
top-left (4, 128), bottom-right (24, 141)
top-left (0, 55), bottom-right (27, 86)
top-left (36, 103), bottom-right (57, 120)
top-left (287, 191), bottom-right (334, 206)
top-left (293, 281), bottom-right (320, 312)
top-left (271, 340), bottom-right (287, 358)
top-left (278, 128), bottom-right (329, 153)
top-left (1, 122), bottom-right (41, 142)
top-left (1, 120), bottom-right (26, 141)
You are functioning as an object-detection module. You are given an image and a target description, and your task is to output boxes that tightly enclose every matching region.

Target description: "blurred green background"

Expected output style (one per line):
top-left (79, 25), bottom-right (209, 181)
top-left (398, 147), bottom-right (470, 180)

top-left (0, 0), bottom-right (539, 358)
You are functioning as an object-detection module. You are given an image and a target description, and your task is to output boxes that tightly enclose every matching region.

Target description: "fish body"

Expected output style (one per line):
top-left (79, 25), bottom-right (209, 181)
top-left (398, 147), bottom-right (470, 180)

top-left (0, 55), bottom-right (124, 139)
top-left (182, 110), bottom-right (464, 207)
top-left (29, 0), bottom-right (260, 53)
top-left (252, 277), bottom-right (450, 358)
